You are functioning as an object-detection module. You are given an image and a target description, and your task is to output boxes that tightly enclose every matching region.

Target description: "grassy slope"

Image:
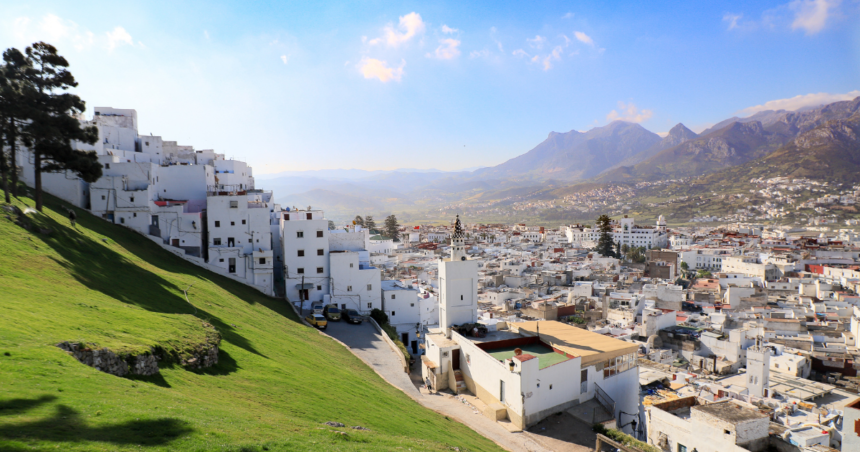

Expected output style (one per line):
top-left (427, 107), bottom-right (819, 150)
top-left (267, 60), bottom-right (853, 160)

top-left (0, 190), bottom-right (502, 452)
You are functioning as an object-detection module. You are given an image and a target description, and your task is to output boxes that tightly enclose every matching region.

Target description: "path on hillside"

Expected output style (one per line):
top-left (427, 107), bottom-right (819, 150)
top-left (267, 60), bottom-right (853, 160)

top-left (323, 320), bottom-right (558, 452)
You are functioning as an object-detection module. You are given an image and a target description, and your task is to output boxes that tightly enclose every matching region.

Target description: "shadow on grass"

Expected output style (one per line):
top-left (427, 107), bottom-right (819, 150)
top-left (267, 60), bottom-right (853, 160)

top-left (23, 193), bottom-right (268, 361)
top-left (0, 396), bottom-right (192, 447)
top-left (0, 395), bottom-right (57, 416)
top-left (191, 349), bottom-right (239, 376)
top-left (127, 372), bottom-right (171, 388)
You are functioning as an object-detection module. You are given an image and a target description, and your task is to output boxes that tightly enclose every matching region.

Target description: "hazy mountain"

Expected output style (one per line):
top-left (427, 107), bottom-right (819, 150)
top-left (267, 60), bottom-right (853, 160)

top-left (696, 111), bottom-right (860, 185)
top-left (602, 123), bottom-right (698, 172)
top-left (598, 120), bottom-right (781, 182)
top-left (472, 121), bottom-right (661, 181)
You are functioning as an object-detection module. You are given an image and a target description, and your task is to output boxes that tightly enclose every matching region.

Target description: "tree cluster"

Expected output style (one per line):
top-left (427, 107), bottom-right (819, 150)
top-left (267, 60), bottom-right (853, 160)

top-left (353, 214), bottom-right (401, 241)
top-left (594, 214), bottom-right (618, 258)
top-left (0, 42), bottom-right (100, 210)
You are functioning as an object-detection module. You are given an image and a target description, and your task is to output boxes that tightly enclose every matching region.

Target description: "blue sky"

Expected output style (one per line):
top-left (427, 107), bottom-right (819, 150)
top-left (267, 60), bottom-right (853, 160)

top-left (2, 1), bottom-right (858, 173)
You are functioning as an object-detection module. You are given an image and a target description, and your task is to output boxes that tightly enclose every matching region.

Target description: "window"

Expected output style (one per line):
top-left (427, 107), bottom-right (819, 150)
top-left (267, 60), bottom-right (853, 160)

top-left (347, 286), bottom-right (352, 292)
top-left (242, 219), bottom-right (246, 225)
top-left (391, 311), bottom-right (395, 316)
top-left (350, 263), bottom-right (353, 268)
top-left (101, 195), bottom-right (105, 200)
top-left (316, 230), bottom-right (323, 237)
top-left (297, 268), bottom-right (304, 274)
top-left (341, 304), bottom-right (346, 309)
top-left (133, 213), bottom-right (136, 217)
top-left (120, 217), bottom-right (125, 224)
top-left (461, 295), bottom-right (464, 300)
top-left (230, 221), bottom-right (235, 226)
top-left (215, 221), bottom-right (221, 227)
top-left (130, 196), bottom-right (134, 202)
top-left (298, 250), bottom-right (305, 257)
top-left (105, 163), bottom-right (110, 169)
top-left (259, 258), bottom-right (266, 264)
top-left (367, 302), bottom-right (372, 308)
top-left (392, 294), bottom-right (396, 299)
top-left (306, 213), bottom-right (313, 220)
top-left (214, 238), bottom-right (222, 245)
top-left (724, 429), bottom-right (731, 435)
top-left (229, 201), bottom-right (238, 208)
top-left (317, 249), bottom-right (324, 256)
top-left (318, 286), bottom-right (323, 291)
top-left (678, 445), bottom-right (687, 452)
top-left (316, 267), bottom-right (323, 274)
top-left (500, 380), bottom-right (505, 403)
top-left (296, 231), bottom-right (304, 238)
top-left (249, 239), bottom-right (252, 243)
top-left (284, 213), bottom-right (290, 221)
top-left (367, 284), bottom-right (372, 291)
top-left (410, 303), bottom-right (414, 307)
top-left (219, 258), bottom-right (224, 262)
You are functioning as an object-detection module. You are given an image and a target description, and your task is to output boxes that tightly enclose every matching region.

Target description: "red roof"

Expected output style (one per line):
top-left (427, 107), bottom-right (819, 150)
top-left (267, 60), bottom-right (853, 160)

top-left (513, 354), bottom-right (537, 362)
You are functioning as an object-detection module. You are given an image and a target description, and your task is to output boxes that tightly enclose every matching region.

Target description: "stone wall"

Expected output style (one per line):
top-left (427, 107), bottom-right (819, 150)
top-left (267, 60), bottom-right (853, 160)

top-left (57, 325), bottom-right (221, 377)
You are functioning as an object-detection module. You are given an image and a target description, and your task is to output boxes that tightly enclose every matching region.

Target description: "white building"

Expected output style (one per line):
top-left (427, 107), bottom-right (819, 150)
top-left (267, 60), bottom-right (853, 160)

top-left (647, 398), bottom-right (770, 452)
top-left (438, 216), bottom-right (479, 330)
top-left (565, 215), bottom-right (668, 249)
top-left (282, 208), bottom-right (330, 307)
top-left (329, 250), bottom-right (380, 313)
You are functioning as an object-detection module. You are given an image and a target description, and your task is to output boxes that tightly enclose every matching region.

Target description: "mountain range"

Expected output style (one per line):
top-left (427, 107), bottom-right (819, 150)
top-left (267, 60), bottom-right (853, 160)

top-left (258, 96), bottom-right (860, 220)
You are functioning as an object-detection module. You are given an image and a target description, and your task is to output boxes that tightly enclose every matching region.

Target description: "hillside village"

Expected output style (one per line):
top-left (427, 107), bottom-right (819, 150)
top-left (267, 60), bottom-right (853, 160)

top-left (15, 106), bottom-right (860, 452)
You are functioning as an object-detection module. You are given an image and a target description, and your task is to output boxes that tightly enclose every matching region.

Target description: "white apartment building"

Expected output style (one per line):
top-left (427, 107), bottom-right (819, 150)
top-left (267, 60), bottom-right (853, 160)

top-left (282, 209), bottom-right (330, 307)
top-left (565, 215), bottom-right (668, 249)
top-left (381, 280), bottom-right (421, 343)
top-left (329, 250), bottom-right (380, 313)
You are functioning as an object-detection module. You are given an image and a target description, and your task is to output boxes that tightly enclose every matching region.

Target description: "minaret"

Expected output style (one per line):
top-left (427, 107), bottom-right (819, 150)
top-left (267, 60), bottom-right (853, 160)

top-left (438, 215), bottom-right (478, 331)
top-left (657, 214), bottom-right (667, 233)
top-left (747, 337), bottom-right (771, 398)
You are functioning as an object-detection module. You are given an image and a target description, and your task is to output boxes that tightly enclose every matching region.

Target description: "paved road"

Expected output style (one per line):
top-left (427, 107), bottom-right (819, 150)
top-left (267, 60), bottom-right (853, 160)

top-left (322, 319), bottom-right (553, 452)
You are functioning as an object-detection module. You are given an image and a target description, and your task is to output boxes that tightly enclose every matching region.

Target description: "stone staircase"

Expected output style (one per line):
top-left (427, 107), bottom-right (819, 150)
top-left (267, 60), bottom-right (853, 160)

top-left (453, 370), bottom-right (467, 394)
top-left (568, 398), bottom-right (614, 426)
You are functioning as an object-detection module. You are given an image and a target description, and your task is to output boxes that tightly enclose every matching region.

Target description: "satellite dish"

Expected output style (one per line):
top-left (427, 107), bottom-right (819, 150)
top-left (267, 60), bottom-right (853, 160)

top-left (461, 256), bottom-right (467, 261)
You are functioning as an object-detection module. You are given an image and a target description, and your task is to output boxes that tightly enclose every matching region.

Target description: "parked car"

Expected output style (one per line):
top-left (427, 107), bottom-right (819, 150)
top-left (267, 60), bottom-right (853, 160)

top-left (311, 303), bottom-right (324, 314)
top-left (323, 304), bottom-right (341, 321)
top-left (305, 313), bottom-right (327, 329)
top-left (342, 309), bottom-right (363, 324)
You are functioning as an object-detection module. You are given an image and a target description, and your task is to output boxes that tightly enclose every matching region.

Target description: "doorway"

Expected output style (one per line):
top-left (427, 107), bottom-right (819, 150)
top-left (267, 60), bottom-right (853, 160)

top-left (228, 258), bottom-right (236, 273)
top-left (451, 349), bottom-right (460, 371)
top-left (401, 333), bottom-right (409, 347)
top-left (171, 239), bottom-right (179, 247)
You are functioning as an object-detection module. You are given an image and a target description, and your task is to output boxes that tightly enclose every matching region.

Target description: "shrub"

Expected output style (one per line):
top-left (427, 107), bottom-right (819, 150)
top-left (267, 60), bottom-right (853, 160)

top-left (592, 424), bottom-right (659, 452)
top-left (369, 308), bottom-right (388, 326)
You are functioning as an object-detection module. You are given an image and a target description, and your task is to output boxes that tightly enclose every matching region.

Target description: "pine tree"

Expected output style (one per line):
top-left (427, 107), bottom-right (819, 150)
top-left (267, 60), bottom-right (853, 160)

top-left (383, 214), bottom-right (400, 240)
top-left (0, 48), bottom-right (33, 200)
top-left (23, 42), bottom-right (100, 211)
top-left (364, 215), bottom-right (376, 233)
top-left (595, 214), bottom-right (616, 257)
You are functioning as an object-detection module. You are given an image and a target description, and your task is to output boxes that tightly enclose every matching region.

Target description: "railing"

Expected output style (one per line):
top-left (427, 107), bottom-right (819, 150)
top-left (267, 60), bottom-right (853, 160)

top-left (594, 382), bottom-right (615, 421)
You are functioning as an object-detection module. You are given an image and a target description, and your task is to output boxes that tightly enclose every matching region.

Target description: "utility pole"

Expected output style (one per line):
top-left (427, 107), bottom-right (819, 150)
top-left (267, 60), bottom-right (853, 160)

top-left (301, 275), bottom-right (305, 314)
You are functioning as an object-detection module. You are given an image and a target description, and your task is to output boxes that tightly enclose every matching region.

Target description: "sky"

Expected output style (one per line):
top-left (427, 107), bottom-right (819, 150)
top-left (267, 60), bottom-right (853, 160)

top-left (2, 1), bottom-right (859, 173)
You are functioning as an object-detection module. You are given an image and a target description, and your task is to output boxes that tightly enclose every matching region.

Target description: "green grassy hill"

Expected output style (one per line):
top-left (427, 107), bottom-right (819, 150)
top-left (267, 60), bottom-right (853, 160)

top-left (0, 190), bottom-right (502, 452)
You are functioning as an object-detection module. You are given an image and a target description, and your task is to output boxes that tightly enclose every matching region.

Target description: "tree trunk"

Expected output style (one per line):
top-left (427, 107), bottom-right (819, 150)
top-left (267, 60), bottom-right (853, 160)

top-left (8, 118), bottom-right (17, 197)
top-left (34, 152), bottom-right (42, 211)
top-left (0, 134), bottom-right (8, 204)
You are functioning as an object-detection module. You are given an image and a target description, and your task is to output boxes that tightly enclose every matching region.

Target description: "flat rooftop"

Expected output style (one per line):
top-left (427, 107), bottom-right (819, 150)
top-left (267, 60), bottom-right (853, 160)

top-left (514, 321), bottom-right (638, 367)
top-left (486, 343), bottom-right (571, 370)
top-left (693, 401), bottom-right (767, 424)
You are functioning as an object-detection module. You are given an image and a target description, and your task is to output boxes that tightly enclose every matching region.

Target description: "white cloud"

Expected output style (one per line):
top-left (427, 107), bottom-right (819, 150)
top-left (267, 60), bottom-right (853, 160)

top-left (12, 14), bottom-right (133, 52)
top-left (512, 49), bottom-right (529, 58)
top-left (527, 35), bottom-right (546, 49)
top-left (470, 49), bottom-right (490, 59)
top-left (574, 31), bottom-right (594, 46)
top-left (560, 34), bottom-right (571, 46)
top-left (280, 55), bottom-right (289, 64)
top-left (357, 57), bottom-right (405, 82)
top-left (790, 0), bottom-right (837, 35)
top-left (723, 13), bottom-right (743, 30)
top-left (204, 30), bottom-right (210, 40)
top-left (739, 90), bottom-right (860, 115)
top-left (427, 38), bottom-right (461, 60)
top-left (441, 25), bottom-right (458, 34)
top-left (106, 26), bottom-right (133, 51)
top-left (606, 101), bottom-right (653, 123)
top-left (542, 46), bottom-right (563, 71)
top-left (562, 12), bottom-right (575, 19)
top-left (368, 12), bottom-right (425, 47)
